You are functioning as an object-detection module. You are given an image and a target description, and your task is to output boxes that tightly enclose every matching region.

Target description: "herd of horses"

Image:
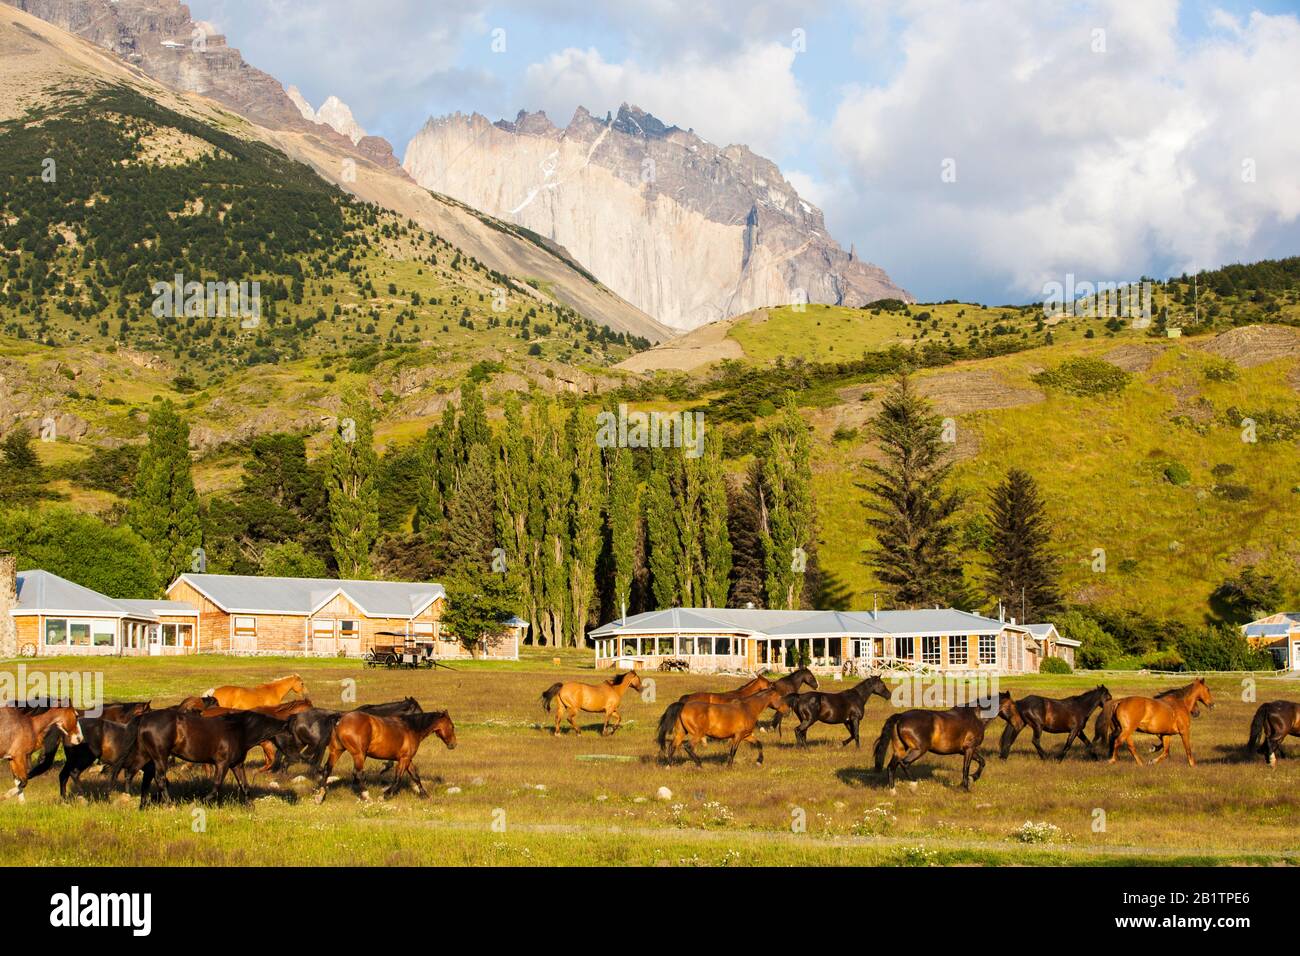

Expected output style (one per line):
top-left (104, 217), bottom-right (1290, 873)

top-left (0, 674), bottom-right (456, 807)
top-left (543, 669), bottom-right (1297, 790)
top-left (2, 666), bottom-right (1299, 806)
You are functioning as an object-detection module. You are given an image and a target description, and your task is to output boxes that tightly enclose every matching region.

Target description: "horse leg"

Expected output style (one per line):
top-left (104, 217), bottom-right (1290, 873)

top-left (351, 752), bottom-right (368, 801)
top-left (211, 761), bottom-right (230, 804)
top-left (898, 747), bottom-right (925, 781)
top-left (1181, 727), bottom-right (1195, 767)
top-left (971, 748), bottom-right (986, 781)
top-left (795, 714), bottom-right (814, 747)
top-left (843, 717), bottom-right (859, 748)
top-left (961, 748), bottom-right (974, 790)
top-left (568, 706), bottom-right (582, 736)
top-left (886, 755), bottom-right (899, 790)
top-left (1121, 731), bottom-right (1144, 767)
top-left (138, 761), bottom-right (154, 811)
top-left (749, 733), bottom-right (764, 766)
top-left (1152, 735), bottom-right (1172, 765)
top-left (1057, 727), bottom-right (1080, 761)
top-left (5, 755), bottom-right (27, 803)
top-left (727, 736), bottom-right (740, 766)
top-left (232, 762), bottom-right (253, 801)
top-left (553, 702), bottom-right (564, 736)
top-left (998, 720), bottom-right (1021, 760)
top-left (407, 764), bottom-right (429, 798)
top-left (1030, 723), bottom-right (1048, 760)
top-left (683, 736), bottom-right (704, 768)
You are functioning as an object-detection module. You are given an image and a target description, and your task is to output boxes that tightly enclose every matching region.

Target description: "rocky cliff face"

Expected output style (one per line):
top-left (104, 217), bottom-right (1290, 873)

top-left (403, 104), bottom-right (909, 331)
top-left (6, 0), bottom-right (400, 169)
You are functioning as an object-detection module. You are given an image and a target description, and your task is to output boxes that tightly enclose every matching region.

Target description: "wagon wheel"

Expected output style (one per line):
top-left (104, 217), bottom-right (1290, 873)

top-left (19, 642), bottom-right (35, 658)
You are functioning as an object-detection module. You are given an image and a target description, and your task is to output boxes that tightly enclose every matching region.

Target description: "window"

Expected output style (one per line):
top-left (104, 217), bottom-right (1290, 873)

top-left (698, 636), bottom-right (713, 655)
top-left (412, 622), bottom-right (434, 642)
top-left (339, 620), bottom-right (359, 639)
top-left (948, 635), bottom-right (967, 665)
top-left (979, 633), bottom-right (997, 664)
top-left (178, 623), bottom-right (194, 647)
top-left (680, 636), bottom-right (696, 655)
top-left (312, 619), bottom-right (335, 638)
top-left (895, 636), bottom-right (914, 660)
top-left (91, 620), bottom-right (115, 647)
top-left (715, 636), bottom-right (731, 655)
top-left (70, 621), bottom-right (91, 646)
top-left (44, 619), bottom-right (68, 646)
top-left (922, 635), bottom-right (941, 665)
top-left (234, 617), bottom-right (257, 639)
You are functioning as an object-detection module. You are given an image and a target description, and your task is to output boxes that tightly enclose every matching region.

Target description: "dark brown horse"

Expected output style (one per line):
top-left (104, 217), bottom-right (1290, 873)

top-left (1000, 685), bottom-right (1111, 760)
top-left (28, 701), bottom-right (153, 797)
top-left (199, 699), bottom-right (315, 774)
top-left (316, 710), bottom-right (456, 802)
top-left (135, 710), bottom-right (289, 808)
top-left (1247, 700), bottom-right (1300, 766)
top-left (283, 698), bottom-right (424, 773)
top-left (873, 692), bottom-right (1017, 791)
top-left (1106, 678), bottom-right (1214, 766)
top-left (662, 687), bottom-right (791, 767)
top-left (773, 675), bottom-right (891, 747)
top-left (0, 704), bottom-right (82, 802)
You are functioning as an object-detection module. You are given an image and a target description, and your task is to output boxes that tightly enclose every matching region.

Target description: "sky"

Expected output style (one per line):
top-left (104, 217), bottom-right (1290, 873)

top-left (197, 0), bottom-right (1300, 305)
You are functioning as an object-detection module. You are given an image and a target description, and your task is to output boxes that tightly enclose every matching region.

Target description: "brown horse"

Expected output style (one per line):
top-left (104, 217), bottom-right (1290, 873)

top-left (316, 710), bottom-right (456, 802)
top-left (1000, 685), bottom-right (1111, 760)
top-left (1247, 700), bottom-right (1300, 765)
top-left (772, 675), bottom-right (891, 747)
top-left (540, 671), bottom-right (643, 736)
top-left (662, 687), bottom-right (792, 767)
top-left (177, 695), bottom-right (218, 712)
top-left (199, 699), bottom-right (315, 773)
top-left (135, 709), bottom-right (289, 808)
top-left (204, 675), bottom-right (307, 710)
top-left (1107, 678), bottom-right (1214, 766)
top-left (678, 667), bottom-right (819, 707)
top-left (873, 692), bottom-right (1017, 791)
top-left (0, 704), bottom-right (83, 802)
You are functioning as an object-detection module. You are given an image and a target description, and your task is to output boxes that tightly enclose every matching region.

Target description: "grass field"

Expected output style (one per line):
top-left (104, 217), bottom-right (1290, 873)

top-left (2, 651), bottom-right (1299, 867)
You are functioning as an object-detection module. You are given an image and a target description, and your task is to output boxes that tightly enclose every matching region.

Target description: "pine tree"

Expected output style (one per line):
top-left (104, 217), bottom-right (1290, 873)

top-left (761, 395), bottom-right (813, 609)
top-left (494, 394), bottom-right (538, 638)
top-left (445, 442), bottom-right (497, 575)
top-left (129, 400), bottom-right (202, 586)
top-left (863, 375), bottom-right (966, 607)
top-left (606, 445), bottom-right (638, 618)
top-left (568, 405), bottom-right (603, 644)
top-left (644, 452), bottom-right (683, 609)
top-left (984, 468), bottom-right (1062, 622)
top-left (698, 437), bottom-right (733, 607)
top-left (726, 461), bottom-right (766, 608)
top-left (325, 393), bottom-right (379, 579)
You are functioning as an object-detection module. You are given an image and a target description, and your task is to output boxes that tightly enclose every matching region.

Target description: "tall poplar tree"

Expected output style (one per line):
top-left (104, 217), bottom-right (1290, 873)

top-left (494, 394), bottom-right (538, 638)
top-left (698, 437), bottom-right (733, 607)
top-left (326, 393), bottom-right (379, 579)
top-left (606, 445), bottom-right (638, 618)
top-left (984, 468), bottom-right (1062, 622)
top-left (129, 400), bottom-right (202, 586)
top-left (863, 375), bottom-right (965, 607)
top-left (568, 406), bottom-right (603, 644)
top-left (761, 395), bottom-right (813, 610)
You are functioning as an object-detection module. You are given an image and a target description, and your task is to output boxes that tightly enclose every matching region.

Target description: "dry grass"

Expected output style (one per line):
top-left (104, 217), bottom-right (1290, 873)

top-left (1, 652), bottom-right (1299, 866)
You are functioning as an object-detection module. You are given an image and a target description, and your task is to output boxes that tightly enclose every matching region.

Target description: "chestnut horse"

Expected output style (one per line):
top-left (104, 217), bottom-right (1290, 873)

top-left (873, 692), bottom-right (1017, 791)
top-left (0, 704), bottom-right (83, 801)
top-left (1247, 700), bottom-right (1300, 766)
top-left (541, 670), bottom-right (643, 736)
top-left (199, 699), bottom-right (315, 774)
top-left (316, 710), bottom-right (456, 802)
top-left (999, 685), bottom-right (1111, 760)
top-left (773, 675), bottom-right (891, 747)
top-left (1107, 678), bottom-right (1214, 766)
top-left (662, 687), bottom-right (791, 767)
top-left (204, 675), bottom-right (307, 710)
top-left (678, 667), bottom-right (819, 734)
top-left (135, 710), bottom-right (289, 808)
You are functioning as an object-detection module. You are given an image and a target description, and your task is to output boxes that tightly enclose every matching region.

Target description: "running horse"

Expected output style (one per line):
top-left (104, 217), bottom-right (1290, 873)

top-left (540, 671), bottom-right (643, 736)
top-left (1105, 678), bottom-right (1214, 766)
top-left (773, 675), bottom-right (891, 747)
top-left (1247, 700), bottom-right (1300, 766)
top-left (661, 687), bottom-right (792, 767)
top-left (199, 699), bottom-right (315, 774)
top-left (999, 685), bottom-right (1111, 760)
top-left (677, 667), bottom-right (819, 734)
top-left (135, 709), bottom-right (289, 808)
top-left (0, 704), bottom-right (83, 802)
top-left (873, 692), bottom-right (1018, 791)
top-left (204, 675), bottom-right (307, 710)
top-left (316, 710), bottom-right (456, 802)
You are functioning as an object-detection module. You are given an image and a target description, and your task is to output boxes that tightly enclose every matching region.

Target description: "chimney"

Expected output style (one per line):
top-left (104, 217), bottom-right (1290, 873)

top-left (871, 593), bottom-right (878, 620)
top-left (0, 551), bottom-right (16, 659)
top-left (998, 602), bottom-right (1006, 623)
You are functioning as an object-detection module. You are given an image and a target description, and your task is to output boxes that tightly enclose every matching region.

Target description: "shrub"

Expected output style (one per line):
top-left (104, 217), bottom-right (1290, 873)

top-left (1040, 656), bottom-right (1072, 675)
top-left (1175, 624), bottom-right (1276, 671)
top-left (1059, 609), bottom-right (1122, 668)
top-left (1203, 358), bottom-right (1239, 382)
top-left (1212, 483), bottom-right (1252, 501)
top-left (1031, 357), bottom-right (1130, 396)
top-left (1163, 462), bottom-right (1191, 486)
top-left (1141, 650), bottom-right (1185, 671)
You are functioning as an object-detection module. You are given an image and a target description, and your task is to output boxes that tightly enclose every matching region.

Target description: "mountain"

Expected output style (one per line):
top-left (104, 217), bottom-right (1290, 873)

top-left (288, 86), bottom-right (367, 146)
top-left (403, 105), bottom-right (910, 332)
top-left (3, 0), bottom-right (667, 342)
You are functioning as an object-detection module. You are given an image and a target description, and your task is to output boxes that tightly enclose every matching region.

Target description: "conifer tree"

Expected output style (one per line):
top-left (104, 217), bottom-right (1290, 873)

top-left (984, 468), bottom-right (1062, 622)
top-left (863, 375), bottom-right (966, 607)
top-left (129, 400), bottom-right (202, 586)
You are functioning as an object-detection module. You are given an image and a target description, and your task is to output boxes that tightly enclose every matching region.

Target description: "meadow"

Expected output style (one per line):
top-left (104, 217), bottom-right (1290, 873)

top-left (2, 650), bottom-right (1298, 867)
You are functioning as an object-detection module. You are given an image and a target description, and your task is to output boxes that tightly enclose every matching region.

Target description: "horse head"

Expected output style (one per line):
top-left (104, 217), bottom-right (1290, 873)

top-left (1096, 685), bottom-right (1112, 704)
top-left (288, 674), bottom-right (308, 698)
top-left (801, 668), bottom-right (820, 691)
top-left (862, 675), bottom-right (892, 701)
top-left (53, 707), bottom-right (83, 746)
top-left (432, 711), bottom-right (457, 749)
top-left (1192, 677), bottom-right (1214, 712)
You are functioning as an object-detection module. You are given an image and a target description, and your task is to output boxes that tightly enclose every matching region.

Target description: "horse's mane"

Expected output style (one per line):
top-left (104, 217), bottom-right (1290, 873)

top-left (401, 709), bottom-right (450, 730)
top-left (1156, 680), bottom-right (1200, 699)
top-left (608, 671), bottom-right (633, 686)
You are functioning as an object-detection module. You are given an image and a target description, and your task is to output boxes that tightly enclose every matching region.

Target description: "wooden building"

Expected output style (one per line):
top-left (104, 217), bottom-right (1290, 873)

top-left (1243, 613), bottom-right (1300, 670)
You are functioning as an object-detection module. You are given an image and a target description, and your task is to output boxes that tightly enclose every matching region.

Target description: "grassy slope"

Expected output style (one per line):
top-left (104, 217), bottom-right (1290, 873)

top-left (1, 652), bottom-right (1297, 866)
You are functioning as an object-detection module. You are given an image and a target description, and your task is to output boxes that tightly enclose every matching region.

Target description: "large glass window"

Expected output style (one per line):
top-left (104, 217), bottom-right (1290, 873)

top-left (922, 635), bottom-right (941, 665)
top-left (979, 633), bottom-right (997, 664)
top-left (44, 619), bottom-right (68, 646)
top-left (92, 620), bottom-right (115, 647)
top-left (895, 636), bottom-right (914, 660)
top-left (948, 635), bottom-right (968, 665)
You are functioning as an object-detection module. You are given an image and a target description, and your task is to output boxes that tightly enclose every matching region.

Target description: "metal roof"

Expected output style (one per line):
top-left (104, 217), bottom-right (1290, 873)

top-left (589, 606), bottom-right (1016, 639)
top-left (172, 573), bottom-right (445, 618)
top-left (11, 570), bottom-right (195, 622)
top-left (1245, 622), bottom-right (1294, 637)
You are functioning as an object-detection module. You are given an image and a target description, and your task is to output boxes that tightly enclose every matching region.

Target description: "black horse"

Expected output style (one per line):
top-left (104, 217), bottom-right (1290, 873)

top-left (136, 710), bottom-right (288, 808)
top-left (283, 698), bottom-right (424, 773)
top-left (999, 685), bottom-right (1111, 760)
top-left (1247, 700), bottom-right (1300, 765)
top-left (28, 701), bottom-right (153, 789)
top-left (774, 675), bottom-right (891, 747)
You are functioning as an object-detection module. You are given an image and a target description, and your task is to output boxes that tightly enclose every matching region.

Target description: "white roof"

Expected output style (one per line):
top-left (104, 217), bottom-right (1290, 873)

top-left (589, 606), bottom-right (1014, 639)
top-left (170, 573), bottom-right (445, 618)
top-left (12, 570), bottom-right (196, 622)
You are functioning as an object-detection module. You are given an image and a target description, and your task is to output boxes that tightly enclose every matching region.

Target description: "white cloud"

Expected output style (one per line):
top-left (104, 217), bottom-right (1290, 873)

top-left (519, 43), bottom-right (811, 155)
top-left (829, 0), bottom-right (1300, 300)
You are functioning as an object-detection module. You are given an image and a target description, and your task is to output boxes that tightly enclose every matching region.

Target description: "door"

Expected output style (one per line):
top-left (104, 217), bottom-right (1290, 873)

top-left (1293, 641), bottom-right (1300, 672)
top-left (148, 625), bottom-right (162, 657)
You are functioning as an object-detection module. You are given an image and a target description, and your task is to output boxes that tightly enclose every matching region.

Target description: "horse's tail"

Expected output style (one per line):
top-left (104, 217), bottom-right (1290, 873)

top-left (770, 694), bottom-right (800, 736)
top-left (540, 682), bottom-right (563, 713)
top-left (1090, 700), bottom-right (1115, 757)
top-left (1247, 704), bottom-right (1269, 754)
top-left (656, 701), bottom-right (685, 754)
top-left (873, 713), bottom-right (901, 772)
top-left (203, 687), bottom-right (215, 698)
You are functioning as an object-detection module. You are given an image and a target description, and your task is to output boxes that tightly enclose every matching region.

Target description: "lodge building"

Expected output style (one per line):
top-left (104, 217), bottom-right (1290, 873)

top-left (589, 606), bottom-right (1078, 675)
